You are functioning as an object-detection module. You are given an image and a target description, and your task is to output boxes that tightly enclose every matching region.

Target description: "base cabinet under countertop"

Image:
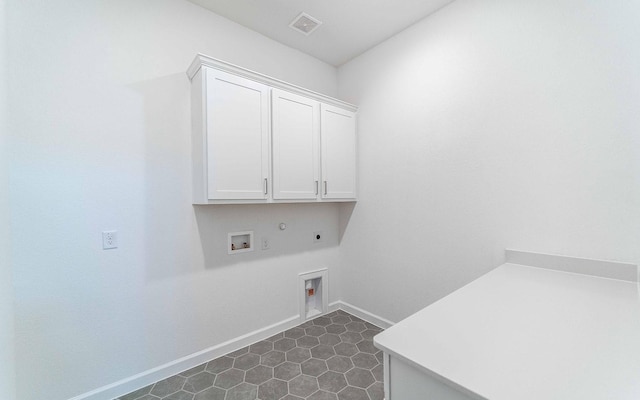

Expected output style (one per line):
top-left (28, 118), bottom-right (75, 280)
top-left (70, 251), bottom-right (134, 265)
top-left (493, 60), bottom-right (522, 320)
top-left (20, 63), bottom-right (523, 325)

top-left (384, 354), bottom-right (480, 400)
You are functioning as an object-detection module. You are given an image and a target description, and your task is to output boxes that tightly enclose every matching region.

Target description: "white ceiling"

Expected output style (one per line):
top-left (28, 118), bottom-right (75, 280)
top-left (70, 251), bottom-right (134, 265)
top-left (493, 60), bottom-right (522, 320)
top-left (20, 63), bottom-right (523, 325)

top-left (187, 0), bottom-right (455, 66)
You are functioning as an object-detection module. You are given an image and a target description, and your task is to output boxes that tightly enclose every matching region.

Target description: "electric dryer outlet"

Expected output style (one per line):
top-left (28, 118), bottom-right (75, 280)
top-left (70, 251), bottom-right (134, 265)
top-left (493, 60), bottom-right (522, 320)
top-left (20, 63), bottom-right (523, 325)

top-left (313, 231), bottom-right (323, 243)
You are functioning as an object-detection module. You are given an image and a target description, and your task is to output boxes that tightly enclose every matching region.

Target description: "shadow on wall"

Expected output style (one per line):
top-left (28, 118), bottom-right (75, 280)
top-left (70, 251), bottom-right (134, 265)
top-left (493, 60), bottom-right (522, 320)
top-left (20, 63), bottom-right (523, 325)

top-left (130, 72), bottom-right (356, 281)
top-left (193, 203), bottom-right (342, 269)
top-left (338, 202), bottom-right (356, 243)
top-left (130, 73), bottom-right (198, 282)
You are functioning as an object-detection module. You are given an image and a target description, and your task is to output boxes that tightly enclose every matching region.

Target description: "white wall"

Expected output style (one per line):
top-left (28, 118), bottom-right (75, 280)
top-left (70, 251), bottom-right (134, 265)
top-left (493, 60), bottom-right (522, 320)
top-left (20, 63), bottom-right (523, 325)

top-left (338, 0), bottom-right (640, 323)
top-left (6, 1), bottom-right (340, 399)
top-left (0, 0), bottom-right (16, 398)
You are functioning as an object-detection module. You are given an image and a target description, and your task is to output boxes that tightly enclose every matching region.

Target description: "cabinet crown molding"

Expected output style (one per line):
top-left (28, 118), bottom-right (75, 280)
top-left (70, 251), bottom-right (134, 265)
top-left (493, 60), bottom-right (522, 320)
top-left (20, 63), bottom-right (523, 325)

top-left (187, 53), bottom-right (357, 112)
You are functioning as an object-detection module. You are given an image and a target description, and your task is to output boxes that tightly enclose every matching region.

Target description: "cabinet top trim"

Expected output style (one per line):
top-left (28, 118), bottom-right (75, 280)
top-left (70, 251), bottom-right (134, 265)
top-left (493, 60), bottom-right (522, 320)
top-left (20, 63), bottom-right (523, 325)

top-left (187, 54), bottom-right (358, 112)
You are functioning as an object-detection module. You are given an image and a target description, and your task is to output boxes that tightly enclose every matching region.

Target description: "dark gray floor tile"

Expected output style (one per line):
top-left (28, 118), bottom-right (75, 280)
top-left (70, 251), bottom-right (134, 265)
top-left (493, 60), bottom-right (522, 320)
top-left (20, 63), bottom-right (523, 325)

top-left (163, 391), bottom-right (193, 400)
top-left (301, 358), bottom-right (327, 377)
top-left (119, 384), bottom-right (153, 400)
top-left (227, 347), bottom-right (249, 358)
top-left (249, 340), bottom-right (273, 355)
top-left (281, 395), bottom-right (304, 400)
top-left (233, 353), bottom-right (260, 370)
top-left (273, 337), bottom-right (296, 352)
top-left (367, 382), bottom-right (384, 400)
top-left (288, 374), bottom-right (318, 398)
top-left (150, 376), bottom-right (186, 397)
top-left (261, 350), bottom-right (286, 367)
top-left (274, 361), bottom-right (301, 381)
top-left (330, 315), bottom-right (351, 325)
top-left (131, 394), bottom-right (161, 400)
top-left (179, 364), bottom-right (207, 378)
top-left (339, 332), bottom-right (362, 345)
top-left (305, 325), bottom-right (326, 337)
top-left (245, 365), bottom-right (272, 385)
top-left (136, 395), bottom-right (161, 400)
top-left (360, 330), bottom-right (378, 340)
top-left (313, 317), bottom-right (332, 326)
top-left (363, 323), bottom-right (382, 331)
top-left (325, 324), bottom-right (347, 334)
top-left (285, 347), bottom-right (311, 363)
top-left (310, 345), bottom-right (335, 360)
top-left (206, 356), bottom-right (234, 374)
top-left (351, 353), bottom-right (378, 370)
top-left (308, 390), bottom-right (338, 400)
top-left (344, 369), bottom-right (374, 389)
top-left (258, 378), bottom-right (288, 400)
top-left (183, 372), bottom-right (216, 393)
top-left (113, 311), bottom-right (384, 400)
top-left (225, 382), bottom-right (257, 400)
top-left (214, 368), bottom-right (244, 389)
top-left (299, 320), bottom-right (315, 328)
top-left (326, 356), bottom-right (353, 374)
top-left (337, 386), bottom-right (368, 400)
top-left (334, 343), bottom-right (358, 357)
top-left (265, 332), bottom-right (284, 342)
top-left (284, 327), bottom-right (306, 339)
top-left (371, 365), bottom-right (383, 382)
top-left (355, 341), bottom-right (377, 355)
top-left (193, 386), bottom-right (225, 400)
top-left (297, 335), bottom-right (320, 348)
top-left (325, 311), bottom-right (340, 318)
top-left (318, 333), bottom-right (341, 346)
top-left (317, 371), bottom-right (348, 393)
top-left (345, 322), bottom-right (366, 333)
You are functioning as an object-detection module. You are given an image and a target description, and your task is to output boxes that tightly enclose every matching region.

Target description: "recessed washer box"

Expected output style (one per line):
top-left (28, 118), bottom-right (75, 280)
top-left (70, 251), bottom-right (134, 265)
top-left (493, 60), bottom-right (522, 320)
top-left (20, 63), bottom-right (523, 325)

top-left (228, 231), bottom-right (254, 255)
top-left (299, 268), bottom-right (328, 322)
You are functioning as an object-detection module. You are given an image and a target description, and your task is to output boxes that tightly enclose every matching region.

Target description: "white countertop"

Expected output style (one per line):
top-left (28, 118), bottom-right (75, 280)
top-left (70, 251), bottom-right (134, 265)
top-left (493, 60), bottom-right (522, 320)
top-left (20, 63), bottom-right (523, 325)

top-left (374, 259), bottom-right (640, 400)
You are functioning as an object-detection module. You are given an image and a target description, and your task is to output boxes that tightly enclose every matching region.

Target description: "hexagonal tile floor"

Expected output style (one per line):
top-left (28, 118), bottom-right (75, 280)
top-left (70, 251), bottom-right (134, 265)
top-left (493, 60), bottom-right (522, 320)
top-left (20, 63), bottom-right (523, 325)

top-left (116, 310), bottom-right (384, 400)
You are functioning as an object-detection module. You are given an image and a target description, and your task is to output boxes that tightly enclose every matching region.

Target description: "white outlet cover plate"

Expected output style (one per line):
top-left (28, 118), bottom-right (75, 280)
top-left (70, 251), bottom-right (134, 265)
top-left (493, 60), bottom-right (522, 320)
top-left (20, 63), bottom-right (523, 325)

top-left (102, 230), bottom-right (118, 249)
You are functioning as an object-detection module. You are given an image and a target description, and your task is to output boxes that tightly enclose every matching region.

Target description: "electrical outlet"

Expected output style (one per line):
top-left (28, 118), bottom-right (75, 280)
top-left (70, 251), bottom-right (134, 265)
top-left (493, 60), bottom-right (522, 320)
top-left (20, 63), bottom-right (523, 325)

top-left (102, 230), bottom-right (118, 249)
top-left (262, 237), bottom-right (270, 250)
top-left (313, 231), bottom-right (323, 243)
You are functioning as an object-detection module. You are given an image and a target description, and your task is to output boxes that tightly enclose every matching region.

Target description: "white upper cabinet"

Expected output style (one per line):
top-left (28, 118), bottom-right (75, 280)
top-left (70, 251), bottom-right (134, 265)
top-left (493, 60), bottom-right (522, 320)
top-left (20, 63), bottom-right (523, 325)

top-left (321, 104), bottom-right (357, 199)
top-left (188, 54), bottom-right (357, 204)
top-left (205, 69), bottom-right (269, 200)
top-left (271, 89), bottom-right (320, 200)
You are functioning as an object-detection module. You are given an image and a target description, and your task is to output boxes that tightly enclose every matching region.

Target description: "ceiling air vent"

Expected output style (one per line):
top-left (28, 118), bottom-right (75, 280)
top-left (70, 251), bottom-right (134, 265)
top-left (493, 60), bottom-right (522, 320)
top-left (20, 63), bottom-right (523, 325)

top-left (289, 12), bottom-right (322, 36)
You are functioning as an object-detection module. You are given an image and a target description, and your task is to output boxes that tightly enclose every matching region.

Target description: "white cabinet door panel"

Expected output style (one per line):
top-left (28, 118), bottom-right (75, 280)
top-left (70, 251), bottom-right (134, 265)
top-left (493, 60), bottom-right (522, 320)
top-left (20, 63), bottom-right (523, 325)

top-left (272, 89), bottom-right (320, 200)
top-left (206, 69), bottom-right (269, 200)
top-left (321, 104), bottom-right (357, 199)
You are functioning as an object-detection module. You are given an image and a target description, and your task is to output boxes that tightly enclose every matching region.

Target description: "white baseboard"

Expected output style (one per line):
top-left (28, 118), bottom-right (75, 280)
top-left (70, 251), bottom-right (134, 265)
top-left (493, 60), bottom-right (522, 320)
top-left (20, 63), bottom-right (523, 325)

top-left (70, 315), bottom-right (300, 400)
top-left (329, 300), bottom-right (395, 329)
top-left (70, 301), bottom-right (394, 400)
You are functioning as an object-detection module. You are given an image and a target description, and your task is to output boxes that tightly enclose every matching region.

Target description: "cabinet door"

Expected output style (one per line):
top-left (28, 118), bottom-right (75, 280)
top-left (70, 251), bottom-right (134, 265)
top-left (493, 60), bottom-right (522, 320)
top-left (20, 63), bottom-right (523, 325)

top-left (271, 89), bottom-right (320, 200)
top-left (321, 104), bottom-right (357, 199)
top-left (206, 68), bottom-right (269, 200)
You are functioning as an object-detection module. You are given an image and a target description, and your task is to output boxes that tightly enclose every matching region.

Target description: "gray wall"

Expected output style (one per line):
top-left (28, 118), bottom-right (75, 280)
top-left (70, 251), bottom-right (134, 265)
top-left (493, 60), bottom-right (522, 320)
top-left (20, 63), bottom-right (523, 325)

top-left (0, 0), bottom-right (16, 398)
top-left (6, 0), bottom-right (341, 399)
top-left (338, 0), bottom-right (640, 322)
